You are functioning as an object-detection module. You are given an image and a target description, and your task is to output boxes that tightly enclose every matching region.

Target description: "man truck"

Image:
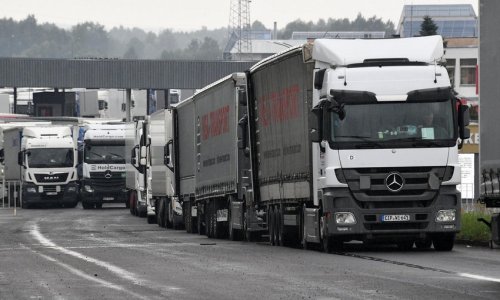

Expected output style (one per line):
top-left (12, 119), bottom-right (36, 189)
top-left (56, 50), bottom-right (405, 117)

top-left (79, 123), bottom-right (127, 209)
top-left (4, 125), bottom-right (79, 208)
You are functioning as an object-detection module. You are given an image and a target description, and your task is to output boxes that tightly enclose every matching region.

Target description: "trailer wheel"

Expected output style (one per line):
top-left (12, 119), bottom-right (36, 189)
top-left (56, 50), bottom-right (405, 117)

top-left (268, 206), bottom-right (275, 246)
top-left (275, 206), bottom-right (283, 246)
top-left (301, 205), bottom-right (308, 250)
top-left (206, 201), bottom-right (213, 238)
top-left (147, 215), bottom-right (156, 224)
top-left (396, 240), bottom-right (414, 251)
top-left (95, 203), bottom-right (102, 209)
top-left (82, 201), bottom-right (93, 210)
top-left (185, 202), bottom-right (193, 233)
top-left (415, 238), bottom-right (432, 250)
top-left (432, 233), bottom-right (455, 251)
top-left (165, 198), bottom-right (173, 228)
top-left (197, 203), bottom-right (205, 235)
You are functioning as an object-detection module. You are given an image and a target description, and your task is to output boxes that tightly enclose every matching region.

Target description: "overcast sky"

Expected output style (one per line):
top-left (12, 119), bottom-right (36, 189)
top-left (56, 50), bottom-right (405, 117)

top-left (0, 0), bottom-right (479, 32)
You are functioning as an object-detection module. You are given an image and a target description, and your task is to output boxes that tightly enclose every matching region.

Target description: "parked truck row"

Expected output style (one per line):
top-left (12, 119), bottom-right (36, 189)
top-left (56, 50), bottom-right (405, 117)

top-left (0, 118), bottom-right (128, 208)
top-left (127, 36), bottom-right (470, 251)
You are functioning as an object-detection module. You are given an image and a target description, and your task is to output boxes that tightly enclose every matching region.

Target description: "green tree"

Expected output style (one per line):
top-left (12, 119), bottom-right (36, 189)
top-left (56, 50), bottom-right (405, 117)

top-left (419, 15), bottom-right (438, 36)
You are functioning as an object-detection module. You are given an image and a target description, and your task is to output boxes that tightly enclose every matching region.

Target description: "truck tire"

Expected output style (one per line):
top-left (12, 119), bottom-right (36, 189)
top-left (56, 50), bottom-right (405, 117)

top-left (184, 202), bottom-right (192, 233)
top-left (157, 199), bottom-right (165, 227)
top-left (301, 205), bottom-right (308, 250)
top-left (95, 203), bottom-right (102, 209)
top-left (147, 215), bottom-right (156, 224)
top-left (197, 203), bottom-right (205, 235)
top-left (268, 206), bottom-right (275, 246)
top-left (415, 238), bottom-right (432, 250)
top-left (166, 198), bottom-right (173, 228)
top-left (67, 200), bottom-right (78, 208)
top-left (433, 233), bottom-right (455, 251)
top-left (206, 202), bottom-right (213, 238)
top-left (275, 206), bottom-right (283, 246)
top-left (82, 201), bottom-right (93, 210)
top-left (396, 240), bottom-right (414, 251)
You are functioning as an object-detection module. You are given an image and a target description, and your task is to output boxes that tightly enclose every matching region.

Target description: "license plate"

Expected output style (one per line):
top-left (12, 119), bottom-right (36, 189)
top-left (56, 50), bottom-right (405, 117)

top-left (381, 214), bottom-right (410, 222)
top-left (103, 197), bottom-right (114, 201)
top-left (46, 192), bottom-right (57, 196)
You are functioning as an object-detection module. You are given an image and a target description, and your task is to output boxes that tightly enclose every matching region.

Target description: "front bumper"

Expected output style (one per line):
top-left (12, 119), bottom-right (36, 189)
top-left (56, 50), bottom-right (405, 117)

top-left (81, 187), bottom-right (127, 204)
top-left (322, 186), bottom-right (460, 241)
top-left (22, 182), bottom-right (78, 205)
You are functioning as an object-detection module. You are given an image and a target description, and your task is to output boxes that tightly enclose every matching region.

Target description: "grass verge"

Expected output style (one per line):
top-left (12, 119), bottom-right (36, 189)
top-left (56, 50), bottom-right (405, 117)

top-left (457, 210), bottom-right (492, 243)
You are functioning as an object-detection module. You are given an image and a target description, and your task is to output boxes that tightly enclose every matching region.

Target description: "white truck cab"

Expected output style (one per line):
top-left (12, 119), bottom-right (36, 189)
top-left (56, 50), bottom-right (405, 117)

top-left (17, 126), bottom-right (78, 208)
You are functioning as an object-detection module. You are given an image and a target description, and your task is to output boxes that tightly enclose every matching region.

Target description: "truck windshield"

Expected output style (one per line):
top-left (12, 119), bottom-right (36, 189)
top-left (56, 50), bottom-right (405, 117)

top-left (84, 145), bottom-right (125, 164)
top-left (330, 99), bottom-right (456, 149)
top-left (27, 148), bottom-right (74, 168)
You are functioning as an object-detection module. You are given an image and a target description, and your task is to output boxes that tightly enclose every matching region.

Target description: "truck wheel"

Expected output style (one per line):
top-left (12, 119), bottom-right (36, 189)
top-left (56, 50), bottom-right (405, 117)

top-left (185, 202), bottom-right (192, 233)
top-left (301, 205), bottom-right (308, 250)
top-left (197, 203), bottom-right (205, 235)
top-left (166, 198), bottom-right (173, 228)
top-left (68, 201), bottom-right (78, 208)
top-left (206, 202), bottom-right (213, 238)
top-left (415, 238), bottom-right (432, 250)
top-left (433, 233), bottom-right (455, 251)
top-left (95, 203), bottom-right (103, 209)
top-left (147, 215), bottom-right (156, 224)
top-left (82, 201), bottom-right (92, 210)
top-left (275, 206), bottom-right (283, 246)
top-left (396, 240), bottom-right (414, 251)
top-left (268, 206), bottom-right (275, 246)
top-left (157, 198), bottom-right (165, 228)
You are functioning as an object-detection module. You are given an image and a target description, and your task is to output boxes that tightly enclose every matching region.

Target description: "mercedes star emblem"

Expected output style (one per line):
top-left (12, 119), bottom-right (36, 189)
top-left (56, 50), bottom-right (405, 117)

top-left (104, 170), bottom-right (112, 179)
top-left (385, 172), bottom-right (404, 192)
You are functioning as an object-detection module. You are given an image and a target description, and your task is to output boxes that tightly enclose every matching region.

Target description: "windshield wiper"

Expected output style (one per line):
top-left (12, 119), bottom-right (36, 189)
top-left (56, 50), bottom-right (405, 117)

top-left (108, 152), bottom-right (124, 159)
top-left (388, 137), bottom-right (442, 147)
top-left (335, 136), bottom-right (384, 148)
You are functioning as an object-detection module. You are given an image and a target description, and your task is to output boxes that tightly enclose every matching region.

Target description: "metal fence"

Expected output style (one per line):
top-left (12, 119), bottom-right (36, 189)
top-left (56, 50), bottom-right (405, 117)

top-left (0, 180), bottom-right (22, 211)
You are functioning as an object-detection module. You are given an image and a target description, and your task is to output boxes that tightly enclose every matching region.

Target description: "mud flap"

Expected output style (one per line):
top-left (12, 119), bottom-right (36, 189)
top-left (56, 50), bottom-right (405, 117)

top-left (304, 208), bottom-right (320, 243)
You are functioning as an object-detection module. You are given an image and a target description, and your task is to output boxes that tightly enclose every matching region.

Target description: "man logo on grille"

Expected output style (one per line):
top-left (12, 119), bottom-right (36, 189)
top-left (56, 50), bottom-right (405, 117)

top-left (385, 172), bottom-right (404, 192)
top-left (104, 170), bottom-right (112, 179)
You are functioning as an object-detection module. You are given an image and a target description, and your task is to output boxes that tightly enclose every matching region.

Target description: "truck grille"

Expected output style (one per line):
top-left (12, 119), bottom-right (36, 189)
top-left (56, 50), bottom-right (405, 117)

top-left (34, 173), bottom-right (68, 183)
top-left (89, 172), bottom-right (125, 190)
top-left (342, 167), bottom-right (448, 209)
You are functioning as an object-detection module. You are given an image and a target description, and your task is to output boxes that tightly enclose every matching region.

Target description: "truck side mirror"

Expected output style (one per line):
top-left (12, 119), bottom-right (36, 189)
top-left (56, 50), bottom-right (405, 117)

top-left (237, 115), bottom-right (248, 150)
top-left (17, 151), bottom-right (23, 166)
top-left (78, 150), bottom-right (83, 164)
top-left (310, 104), bottom-right (323, 143)
top-left (458, 104), bottom-right (471, 140)
top-left (314, 69), bottom-right (326, 90)
top-left (131, 146), bottom-right (138, 166)
top-left (238, 89), bottom-right (247, 106)
top-left (164, 144), bottom-right (170, 165)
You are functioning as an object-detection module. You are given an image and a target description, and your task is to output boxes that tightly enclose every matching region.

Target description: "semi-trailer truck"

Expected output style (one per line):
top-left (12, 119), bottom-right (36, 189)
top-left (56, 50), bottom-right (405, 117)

top-left (80, 123), bottom-right (127, 209)
top-left (159, 36), bottom-right (470, 251)
top-left (126, 119), bottom-right (151, 217)
top-left (5, 126), bottom-right (79, 208)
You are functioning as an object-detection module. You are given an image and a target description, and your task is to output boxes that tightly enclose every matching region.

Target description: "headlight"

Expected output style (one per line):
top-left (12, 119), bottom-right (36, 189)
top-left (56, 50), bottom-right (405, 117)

top-left (67, 186), bottom-right (77, 192)
top-left (26, 187), bottom-right (37, 193)
top-left (436, 210), bottom-right (456, 222)
top-left (84, 185), bottom-right (94, 193)
top-left (335, 212), bottom-right (356, 225)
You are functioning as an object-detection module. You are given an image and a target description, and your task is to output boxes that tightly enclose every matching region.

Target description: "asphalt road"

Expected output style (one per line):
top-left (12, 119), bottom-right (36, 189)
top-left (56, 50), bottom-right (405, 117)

top-left (1, 205), bottom-right (499, 300)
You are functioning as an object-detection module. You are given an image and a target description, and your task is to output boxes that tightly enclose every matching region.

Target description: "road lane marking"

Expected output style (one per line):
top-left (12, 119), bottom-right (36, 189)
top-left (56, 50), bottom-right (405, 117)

top-left (338, 252), bottom-right (500, 284)
top-left (25, 245), bottom-right (148, 300)
top-left (31, 223), bottom-right (142, 284)
top-left (459, 273), bottom-right (500, 283)
top-left (29, 223), bottom-right (183, 296)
